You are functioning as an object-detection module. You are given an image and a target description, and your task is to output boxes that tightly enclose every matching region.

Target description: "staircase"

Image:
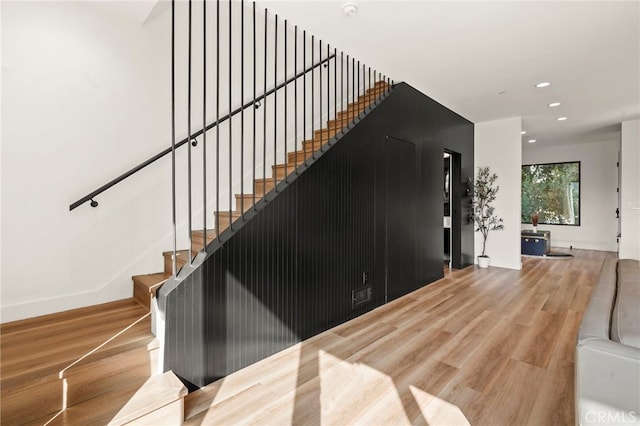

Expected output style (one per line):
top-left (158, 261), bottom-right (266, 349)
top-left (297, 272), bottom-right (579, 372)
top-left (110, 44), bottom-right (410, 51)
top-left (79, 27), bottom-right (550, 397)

top-left (0, 299), bottom-right (187, 425)
top-left (132, 80), bottom-right (390, 309)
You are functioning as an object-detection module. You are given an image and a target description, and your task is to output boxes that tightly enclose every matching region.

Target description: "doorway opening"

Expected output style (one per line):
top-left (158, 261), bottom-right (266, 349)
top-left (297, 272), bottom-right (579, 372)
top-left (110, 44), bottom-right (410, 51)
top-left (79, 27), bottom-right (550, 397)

top-left (444, 149), bottom-right (462, 269)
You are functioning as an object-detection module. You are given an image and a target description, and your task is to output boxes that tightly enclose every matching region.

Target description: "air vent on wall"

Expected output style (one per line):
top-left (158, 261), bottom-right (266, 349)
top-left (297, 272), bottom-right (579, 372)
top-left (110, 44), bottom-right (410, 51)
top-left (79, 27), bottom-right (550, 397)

top-left (352, 286), bottom-right (372, 308)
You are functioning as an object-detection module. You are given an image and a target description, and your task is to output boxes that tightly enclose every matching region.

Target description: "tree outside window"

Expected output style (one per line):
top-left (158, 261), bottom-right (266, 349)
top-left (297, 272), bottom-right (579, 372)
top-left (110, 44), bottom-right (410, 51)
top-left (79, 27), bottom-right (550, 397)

top-left (521, 161), bottom-right (580, 225)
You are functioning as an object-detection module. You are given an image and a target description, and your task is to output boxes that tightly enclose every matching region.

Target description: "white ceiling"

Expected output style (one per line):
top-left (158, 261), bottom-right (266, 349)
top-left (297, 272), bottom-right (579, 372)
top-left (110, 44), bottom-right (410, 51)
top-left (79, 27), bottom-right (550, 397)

top-left (255, 0), bottom-right (640, 148)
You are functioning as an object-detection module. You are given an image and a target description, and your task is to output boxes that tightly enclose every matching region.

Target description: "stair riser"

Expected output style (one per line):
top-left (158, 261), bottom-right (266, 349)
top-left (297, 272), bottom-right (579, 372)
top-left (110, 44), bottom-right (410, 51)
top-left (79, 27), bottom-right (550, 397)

top-left (133, 282), bottom-right (152, 311)
top-left (303, 139), bottom-right (329, 152)
top-left (254, 179), bottom-right (275, 196)
top-left (213, 213), bottom-right (240, 234)
top-left (164, 252), bottom-right (189, 275)
top-left (235, 195), bottom-right (258, 213)
top-left (0, 374), bottom-right (62, 425)
top-left (287, 150), bottom-right (314, 164)
top-left (272, 164), bottom-right (297, 180)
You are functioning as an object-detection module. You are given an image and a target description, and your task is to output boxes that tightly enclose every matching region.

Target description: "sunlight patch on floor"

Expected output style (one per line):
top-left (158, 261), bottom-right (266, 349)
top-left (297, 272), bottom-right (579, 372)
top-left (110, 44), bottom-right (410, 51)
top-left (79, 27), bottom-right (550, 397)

top-left (319, 350), bottom-right (410, 425)
top-left (411, 385), bottom-right (470, 426)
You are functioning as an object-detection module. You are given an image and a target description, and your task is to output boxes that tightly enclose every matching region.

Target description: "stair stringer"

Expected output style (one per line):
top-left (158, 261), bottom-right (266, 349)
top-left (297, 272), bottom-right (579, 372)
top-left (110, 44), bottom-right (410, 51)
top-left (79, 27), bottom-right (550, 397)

top-left (155, 84), bottom-right (395, 389)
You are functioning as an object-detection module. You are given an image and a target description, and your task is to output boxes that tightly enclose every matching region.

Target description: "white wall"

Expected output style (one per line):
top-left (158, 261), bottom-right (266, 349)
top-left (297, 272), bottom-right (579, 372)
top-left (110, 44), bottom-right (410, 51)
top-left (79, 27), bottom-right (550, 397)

top-left (1, 1), bottom-right (175, 322)
top-left (474, 117), bottom-right (522, 270)
top-left (522, 140), bottom-right (619, 252)
top-left (1, 1), bottom-right (367, 322)
top-left (620, 119), bottom-right (640, 260)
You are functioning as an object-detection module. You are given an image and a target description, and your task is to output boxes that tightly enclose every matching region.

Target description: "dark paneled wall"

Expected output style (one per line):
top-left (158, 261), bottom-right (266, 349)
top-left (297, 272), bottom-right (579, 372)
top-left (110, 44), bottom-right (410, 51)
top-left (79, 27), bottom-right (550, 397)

top-left (159, 82), bottom-right (474, 388)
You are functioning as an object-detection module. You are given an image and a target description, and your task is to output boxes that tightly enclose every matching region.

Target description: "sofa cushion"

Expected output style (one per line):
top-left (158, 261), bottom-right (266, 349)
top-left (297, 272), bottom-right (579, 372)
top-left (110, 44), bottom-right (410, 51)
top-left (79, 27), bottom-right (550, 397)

top-left (579, 259), bottom-right (618, 342)
top-left (611, 259), bottom-right (640, 349)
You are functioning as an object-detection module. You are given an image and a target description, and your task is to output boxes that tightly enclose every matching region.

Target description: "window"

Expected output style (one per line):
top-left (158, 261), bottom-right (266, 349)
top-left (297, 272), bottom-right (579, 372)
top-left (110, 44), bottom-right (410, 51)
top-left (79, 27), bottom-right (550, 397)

top-left (521, 161), bottom-right (580, 225)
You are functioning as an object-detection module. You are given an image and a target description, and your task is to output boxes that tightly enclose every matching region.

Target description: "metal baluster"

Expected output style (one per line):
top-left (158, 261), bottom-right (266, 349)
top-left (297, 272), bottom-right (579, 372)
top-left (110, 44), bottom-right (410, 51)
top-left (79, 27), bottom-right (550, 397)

top-left (319, 39), bottom-right (322, 151)
top-left (274, 14), bottom-right (278, 190)
top-left (326, 43), bottom-right (330, 145)
top-left (341, 52), bottom-right (344, 130)
top-left (187, 0), bottom-right (193, 263)
top-left (284, 20), bottom-right (288, 183)
top-left (294, 25), bottom-right (298, 175)
top-left (303, 30), bottom-right (307, 167)
top-left (352, 57), bottom-right (355, 119)
top-left (252, 2), bottom-right (256, 211)
top-left (368, 66), bottom-right (371, 105)
top-left (202, 0), bottom-right (207, 250)
top-left (334, 47), bottom-right (337, 138)
top-left (228, 0), bottom-right (232, 231)
top-left (171, 0), bottom-right (177, 275)
top-left (215, 0), bottom-right (220, 239)
top-left (345, 54), bottom-right (348, 128)
top-left (263, 9), bottom-right (267, 191)
top-left (311, 35), bottom-right (314, 159)
top-left (240, 0), bottom-right (244, 219)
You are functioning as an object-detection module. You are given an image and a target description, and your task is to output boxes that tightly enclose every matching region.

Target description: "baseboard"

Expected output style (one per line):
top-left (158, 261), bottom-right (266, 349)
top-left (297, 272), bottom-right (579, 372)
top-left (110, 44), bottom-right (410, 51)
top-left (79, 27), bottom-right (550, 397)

top-left (475, 255), bottom-right (522, 270)
top-left (0, 283), bottom-right (132, 324)
top-left (551, 240), bottom-right (617, 252)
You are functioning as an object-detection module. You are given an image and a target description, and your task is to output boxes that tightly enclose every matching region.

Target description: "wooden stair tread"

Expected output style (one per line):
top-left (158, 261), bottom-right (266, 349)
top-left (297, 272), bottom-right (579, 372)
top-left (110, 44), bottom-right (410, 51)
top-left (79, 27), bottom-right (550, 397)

top-left (27, 371), bottom-right (186, 426)
top-left (1, 318), bottom-right (153, 389)
top-left (133, 273), bottom-right (170, 293)
top-left (0, 299), bottom-right (155, 425)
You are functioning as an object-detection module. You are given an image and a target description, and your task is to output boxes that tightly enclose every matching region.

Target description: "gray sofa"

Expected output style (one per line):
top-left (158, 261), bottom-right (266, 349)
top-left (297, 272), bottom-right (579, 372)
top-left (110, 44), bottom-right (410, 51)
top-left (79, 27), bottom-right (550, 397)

top-left (576, 258), bottom-right (640, 425)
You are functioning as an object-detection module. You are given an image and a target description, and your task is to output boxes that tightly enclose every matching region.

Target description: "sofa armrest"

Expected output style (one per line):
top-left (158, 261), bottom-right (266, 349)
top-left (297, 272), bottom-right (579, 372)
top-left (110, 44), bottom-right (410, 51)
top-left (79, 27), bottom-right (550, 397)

top-left (576, 338), bottom-right (640, 425)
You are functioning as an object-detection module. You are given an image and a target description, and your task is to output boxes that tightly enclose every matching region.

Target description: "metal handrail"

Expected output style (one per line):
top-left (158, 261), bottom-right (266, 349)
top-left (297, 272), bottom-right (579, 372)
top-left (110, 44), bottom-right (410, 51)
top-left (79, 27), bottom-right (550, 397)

top-left (69, 53), bottom-right (336, 211)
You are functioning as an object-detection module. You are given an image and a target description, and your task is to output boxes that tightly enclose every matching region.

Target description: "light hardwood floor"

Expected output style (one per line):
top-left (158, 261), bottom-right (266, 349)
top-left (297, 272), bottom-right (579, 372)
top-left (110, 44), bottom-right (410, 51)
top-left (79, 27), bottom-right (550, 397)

top-left (0, 249), bottom-right (614, 425)
top-left (184, 249), bottom-right (615, 425)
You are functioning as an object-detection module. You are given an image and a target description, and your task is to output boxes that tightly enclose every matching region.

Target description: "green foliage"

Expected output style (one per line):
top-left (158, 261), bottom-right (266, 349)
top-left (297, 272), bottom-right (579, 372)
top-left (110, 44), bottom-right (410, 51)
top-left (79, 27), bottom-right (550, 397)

top-left (521, 162), bottom-right (580, 225)
top-left (473, 167), bottom-right (504, 257)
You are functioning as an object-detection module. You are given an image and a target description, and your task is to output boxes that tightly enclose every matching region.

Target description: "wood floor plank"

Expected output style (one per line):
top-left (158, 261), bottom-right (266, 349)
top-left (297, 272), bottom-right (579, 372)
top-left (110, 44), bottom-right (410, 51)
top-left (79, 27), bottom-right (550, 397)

top-left (3, 249), bottom-right (616, 425)
top-left (185, 250), bottom-right (616, 424)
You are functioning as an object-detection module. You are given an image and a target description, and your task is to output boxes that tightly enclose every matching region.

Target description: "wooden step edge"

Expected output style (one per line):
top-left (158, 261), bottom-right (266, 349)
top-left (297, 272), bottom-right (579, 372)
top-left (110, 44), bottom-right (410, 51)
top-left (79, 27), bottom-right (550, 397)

top-left (0, 299), bottom-right (144, 336)
top-left (133, 273), bottom-right (171, 295)
top-left (58, 323), bottom-right (155, 378)
top-left (214, 211), bottom-right (242, 219)
top-left (0, 372), bottom-right (63, 426)
top-left (63, 341), bottom-right (161, 408)
top-left (27, 372), bottom-right (186, 426)
top-left (133, 273), bottom-right (171, 310)
top-left (107, 371), bottom-right (188, 425)
top-left (2, 322), bottom-right (154, 391)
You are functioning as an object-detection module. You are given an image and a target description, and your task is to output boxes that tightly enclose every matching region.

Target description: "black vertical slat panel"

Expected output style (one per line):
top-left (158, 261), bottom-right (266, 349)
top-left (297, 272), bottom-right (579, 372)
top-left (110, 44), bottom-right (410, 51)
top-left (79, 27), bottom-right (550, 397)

top-left (161, 83), bottom-right (475, 387)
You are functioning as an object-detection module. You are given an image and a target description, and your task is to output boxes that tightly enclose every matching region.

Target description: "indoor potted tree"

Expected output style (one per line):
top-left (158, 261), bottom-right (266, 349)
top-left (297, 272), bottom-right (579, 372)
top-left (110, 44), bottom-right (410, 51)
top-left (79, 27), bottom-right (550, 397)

top-left (473, 166), bottom-right (504, 268)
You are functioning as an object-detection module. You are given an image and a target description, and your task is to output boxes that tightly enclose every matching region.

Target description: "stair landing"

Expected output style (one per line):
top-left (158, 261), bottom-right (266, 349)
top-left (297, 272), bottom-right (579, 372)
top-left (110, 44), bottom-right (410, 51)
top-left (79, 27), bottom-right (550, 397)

top-left (0, 299), bottom-right (186, 425)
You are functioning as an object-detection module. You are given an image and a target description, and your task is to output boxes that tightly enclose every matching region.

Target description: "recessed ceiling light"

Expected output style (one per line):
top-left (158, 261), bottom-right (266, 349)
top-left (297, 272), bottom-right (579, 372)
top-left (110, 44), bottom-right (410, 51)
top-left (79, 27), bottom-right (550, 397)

top-left (521, 131), bottom-right (527, 135)
top-left (536, 82), bottom-right (551, 88)
top-left (528, 139), bottom-right (537, 143)
top-left (548, 102), bottom-right (561, 107)
top-left (557, 117), bottom-right (568, 121)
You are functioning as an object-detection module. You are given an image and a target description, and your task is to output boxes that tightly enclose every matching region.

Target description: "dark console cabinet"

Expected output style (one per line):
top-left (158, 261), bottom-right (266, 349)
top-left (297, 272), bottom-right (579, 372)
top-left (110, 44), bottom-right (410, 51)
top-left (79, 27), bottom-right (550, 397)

top-left (521, 230), bottom-right (551, 256)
